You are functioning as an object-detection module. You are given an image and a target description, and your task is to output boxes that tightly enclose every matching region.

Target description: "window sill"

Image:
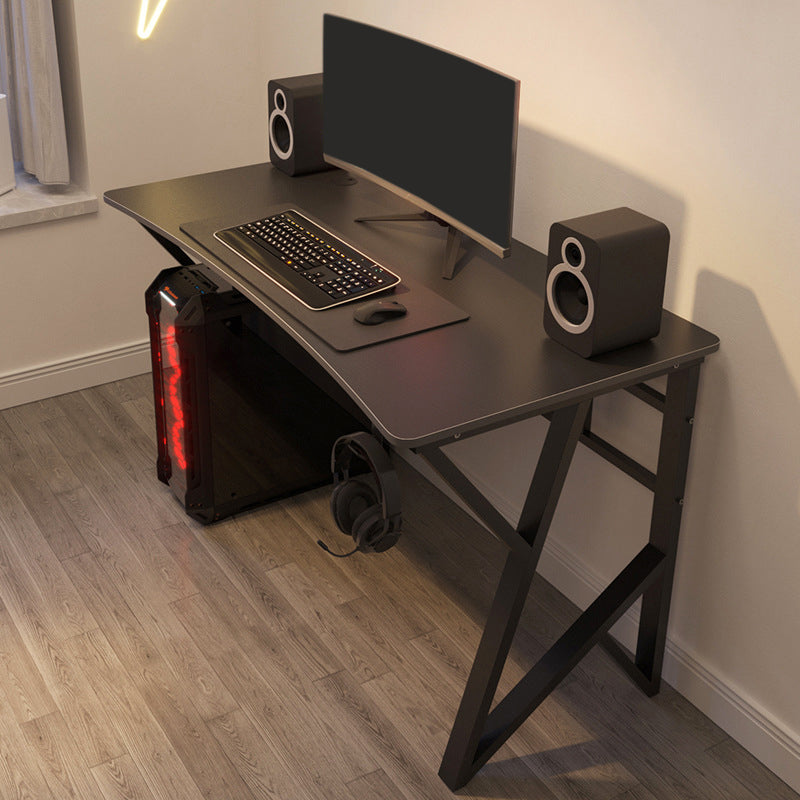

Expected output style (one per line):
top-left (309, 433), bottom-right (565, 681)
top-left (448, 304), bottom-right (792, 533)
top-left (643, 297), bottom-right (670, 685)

top-left (0, 168), bottom-right (97, 230)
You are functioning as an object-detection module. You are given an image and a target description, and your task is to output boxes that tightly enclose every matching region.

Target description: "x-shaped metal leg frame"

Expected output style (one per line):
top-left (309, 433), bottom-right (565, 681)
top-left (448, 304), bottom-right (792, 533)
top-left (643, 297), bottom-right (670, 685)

top-left (417, 363), bottom-right (701, 790)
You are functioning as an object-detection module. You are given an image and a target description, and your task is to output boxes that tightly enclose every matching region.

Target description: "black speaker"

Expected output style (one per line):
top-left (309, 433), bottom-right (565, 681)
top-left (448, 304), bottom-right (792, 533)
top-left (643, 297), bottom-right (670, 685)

top-left (326, 432), bottom-right (402, 556)
top-left (543, 207), bottom-right (670, 358)
top-left (267, 73), bottom-right (330, 176)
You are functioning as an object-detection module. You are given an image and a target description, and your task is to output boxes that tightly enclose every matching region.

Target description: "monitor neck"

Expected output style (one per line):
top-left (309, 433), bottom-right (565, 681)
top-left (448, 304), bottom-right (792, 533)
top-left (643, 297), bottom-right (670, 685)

top-left (354, 211), bottom-right (465, 279)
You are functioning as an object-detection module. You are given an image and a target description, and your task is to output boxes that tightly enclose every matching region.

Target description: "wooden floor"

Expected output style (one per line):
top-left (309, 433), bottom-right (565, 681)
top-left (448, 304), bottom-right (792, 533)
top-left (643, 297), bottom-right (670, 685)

top-left (0, 374), bottom-right (797, 800)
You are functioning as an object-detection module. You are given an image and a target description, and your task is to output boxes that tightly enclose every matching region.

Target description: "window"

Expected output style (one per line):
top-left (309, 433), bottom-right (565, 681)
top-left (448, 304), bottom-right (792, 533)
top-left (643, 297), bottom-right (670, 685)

top-left (0, 0), bottom-right (96, 229)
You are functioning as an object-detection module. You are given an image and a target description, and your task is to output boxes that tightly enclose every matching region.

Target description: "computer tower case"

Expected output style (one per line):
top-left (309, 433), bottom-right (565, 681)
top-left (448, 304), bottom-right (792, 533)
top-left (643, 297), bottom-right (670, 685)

top-left (145, 265), bottom-right (367, 523)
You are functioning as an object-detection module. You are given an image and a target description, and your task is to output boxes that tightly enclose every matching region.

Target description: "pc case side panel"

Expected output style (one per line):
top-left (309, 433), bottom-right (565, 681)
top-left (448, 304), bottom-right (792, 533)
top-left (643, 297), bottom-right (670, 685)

top-left (145, 270), bottom-right (175, 485)
top-left (175, 296), bottom-right (217, 523)
top-left (202, 303), bottom-right (367, 521)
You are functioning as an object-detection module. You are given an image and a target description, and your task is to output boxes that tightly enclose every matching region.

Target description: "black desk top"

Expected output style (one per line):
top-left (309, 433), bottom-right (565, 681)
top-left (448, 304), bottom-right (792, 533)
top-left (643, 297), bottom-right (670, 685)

top-left (105, 163), bottom-right (719, 448)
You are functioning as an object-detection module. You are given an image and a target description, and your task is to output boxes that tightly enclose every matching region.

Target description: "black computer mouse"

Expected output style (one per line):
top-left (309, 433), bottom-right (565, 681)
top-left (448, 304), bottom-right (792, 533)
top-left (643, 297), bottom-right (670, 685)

top-left (353, 299), bottom-right (408, 325)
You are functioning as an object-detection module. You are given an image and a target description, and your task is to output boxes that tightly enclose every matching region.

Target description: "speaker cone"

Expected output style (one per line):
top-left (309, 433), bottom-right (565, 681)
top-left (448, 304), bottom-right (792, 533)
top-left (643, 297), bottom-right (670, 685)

top-left (271, 114), bottom-right (291, 154)
top-left (553, 271), bottom-right (589, 326)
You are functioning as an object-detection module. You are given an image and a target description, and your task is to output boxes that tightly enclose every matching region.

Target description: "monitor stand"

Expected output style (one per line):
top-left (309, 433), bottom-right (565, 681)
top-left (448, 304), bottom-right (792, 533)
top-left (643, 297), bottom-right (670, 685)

top-left (355, 211), bottom-right (464, 279)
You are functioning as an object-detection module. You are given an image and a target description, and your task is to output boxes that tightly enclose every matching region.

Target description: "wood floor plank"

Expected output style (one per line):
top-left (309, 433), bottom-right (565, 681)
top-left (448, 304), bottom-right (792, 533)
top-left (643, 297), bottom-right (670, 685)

top-left (63, 545), bottom-right (238, 729)
top-left (1, 407), bottom-right (83, 495)
top-left (170, 591), bottom-right (360, 800)
top-left (613, 786), bottom-right (662, 800)
top-left (91, 754), bottom-right (159, 800)
top-left (80, 383), bottom-right (156, 473)
top-left (0, 546), bottom-right (127, 767)
top-left (361, 669), bottom-right (452, 755)
top-left (208, 707), bottom-right (319, 800)
top-left (53, 633), bottom-right (130, 769)
top-left (56, 391), bottom-right (146, 485)
top-left (223, 500), bottom-right (364, 606)
top-left (0, 413), bottom-right (26, 465)
top-left (43, 399), bottom-right (185, 536)
top-left (58, 484), bottom-right (199, 607)
top-left (0, 703), bottom-right (56, 800)
top-left (121, 394), bottom-right (158, 448)
top-left (1, 595), bottom-right (129, 774)
top-left (313, 668), bottom-right (458, 800)
top-left (68, 628), bottom-right (207, 800)
top-left (198, 512), bottom-right (364, 677)
top-left (346, 768), bottom-right (416, 800)
top-left (708, 737), bottom-right (800, 800)
top-left (160, 519), bottom-right (342, 684)
top-left (0, 411), bottom-right (88, 559)
top-left (0, 473), bottom-right (96, 644)
top-left (6, 454), bottom-right (89, 560)
top-left (20, 710), bottom-right (101, 800)
top-left (283, 490), bottom-right (440, 641)
top-left (0, 601), bottom-right (58, 723)
top-left (267, 561), bottom-right (392, 684)
top-left (550, 670), bottom-right (757, 800)
top-left (132, 659), bottom-right (259, 800)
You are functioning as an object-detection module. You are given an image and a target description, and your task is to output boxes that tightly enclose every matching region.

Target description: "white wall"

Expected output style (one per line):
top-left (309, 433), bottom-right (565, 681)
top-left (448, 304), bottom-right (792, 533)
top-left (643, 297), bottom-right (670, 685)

top-left (1, 0), bottom-right (798, 791)
top-left (0, 0), bottom-right (268, 399)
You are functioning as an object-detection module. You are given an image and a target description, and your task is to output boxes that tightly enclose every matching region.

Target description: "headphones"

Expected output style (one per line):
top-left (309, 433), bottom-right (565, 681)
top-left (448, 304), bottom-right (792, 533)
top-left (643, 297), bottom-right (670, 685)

top-left (324, 432), bottom-right (402, 556)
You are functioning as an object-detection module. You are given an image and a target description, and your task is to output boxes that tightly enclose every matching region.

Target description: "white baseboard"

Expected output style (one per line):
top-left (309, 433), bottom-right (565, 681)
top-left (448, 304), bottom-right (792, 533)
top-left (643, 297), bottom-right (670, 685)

top-left (401, 450), bottom-right (800, 794)
top-left (0, 340), bottom-right (151, 410)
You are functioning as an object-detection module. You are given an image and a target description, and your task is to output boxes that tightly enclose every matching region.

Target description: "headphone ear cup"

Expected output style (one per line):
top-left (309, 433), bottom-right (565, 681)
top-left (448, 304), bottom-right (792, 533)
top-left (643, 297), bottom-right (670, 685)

top-left (331, 478), bottom-right (379, 536)
top-left (352, 504), bottom-right (387, 551)
top-left (329, 481), bottom-right (346, 528)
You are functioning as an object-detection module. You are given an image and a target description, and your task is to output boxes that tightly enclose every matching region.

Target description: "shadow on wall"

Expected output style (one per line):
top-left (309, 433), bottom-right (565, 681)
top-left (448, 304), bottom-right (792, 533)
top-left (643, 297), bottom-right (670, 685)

top-left (513, 124), bottom-right (686, 310)
top-left (675, 271), bottom-right (800, 657)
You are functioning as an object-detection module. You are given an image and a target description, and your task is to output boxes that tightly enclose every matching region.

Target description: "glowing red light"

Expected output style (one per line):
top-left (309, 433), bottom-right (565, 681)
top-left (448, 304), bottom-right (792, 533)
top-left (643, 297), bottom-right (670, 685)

top-left (162, 325), bottom-right (187, 471)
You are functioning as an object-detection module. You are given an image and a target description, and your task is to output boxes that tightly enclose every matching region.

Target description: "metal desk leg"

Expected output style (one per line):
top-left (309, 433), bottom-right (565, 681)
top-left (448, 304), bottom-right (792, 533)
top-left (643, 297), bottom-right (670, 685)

top-left (420, 401), bottom-right (591, 789)
top-left (602, 362), bottom-right (701, 694)
top-left (419, 363), bottom-right (702, 789)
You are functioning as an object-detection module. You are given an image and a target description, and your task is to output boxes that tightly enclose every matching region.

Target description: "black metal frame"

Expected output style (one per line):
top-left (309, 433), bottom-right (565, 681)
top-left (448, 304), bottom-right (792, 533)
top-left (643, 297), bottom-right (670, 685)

top-left (416, 360), bottom-right (702, 790)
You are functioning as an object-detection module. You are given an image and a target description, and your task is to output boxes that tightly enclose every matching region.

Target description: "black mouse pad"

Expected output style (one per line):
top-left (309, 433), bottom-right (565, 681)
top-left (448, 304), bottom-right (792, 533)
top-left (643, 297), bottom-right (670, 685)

top-left (180, 211), bottom-right (469, 352)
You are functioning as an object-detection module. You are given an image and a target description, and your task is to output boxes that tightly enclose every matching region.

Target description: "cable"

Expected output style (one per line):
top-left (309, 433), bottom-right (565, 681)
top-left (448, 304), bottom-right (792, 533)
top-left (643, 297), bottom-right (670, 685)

top-left (317, 539), bottom-right (359, 558)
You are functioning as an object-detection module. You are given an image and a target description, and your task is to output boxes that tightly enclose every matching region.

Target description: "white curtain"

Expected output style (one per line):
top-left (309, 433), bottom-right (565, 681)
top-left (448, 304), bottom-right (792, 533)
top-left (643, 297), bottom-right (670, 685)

top-left (0, 0), bottom-right (69, 185)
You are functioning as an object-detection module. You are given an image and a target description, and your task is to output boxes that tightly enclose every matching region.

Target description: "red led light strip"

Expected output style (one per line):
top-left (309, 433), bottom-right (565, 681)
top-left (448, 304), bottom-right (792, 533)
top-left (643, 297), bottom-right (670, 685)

top-left (163, 325), bottom-right (187, 470)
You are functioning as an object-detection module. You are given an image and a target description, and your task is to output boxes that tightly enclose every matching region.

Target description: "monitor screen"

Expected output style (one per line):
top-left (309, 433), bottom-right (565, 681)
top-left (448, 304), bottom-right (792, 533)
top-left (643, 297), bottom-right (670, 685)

top-left (323, 15), bottom-right (519, 259)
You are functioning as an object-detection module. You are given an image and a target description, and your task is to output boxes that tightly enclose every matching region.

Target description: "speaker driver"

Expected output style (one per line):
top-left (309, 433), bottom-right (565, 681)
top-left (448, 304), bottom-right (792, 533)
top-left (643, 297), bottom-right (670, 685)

top-left (546, 236), bottom-right (594, 335)
top-left (268, 88), bottom-right (293, 160)
top-left (550, 271), bottom-right (592, 329)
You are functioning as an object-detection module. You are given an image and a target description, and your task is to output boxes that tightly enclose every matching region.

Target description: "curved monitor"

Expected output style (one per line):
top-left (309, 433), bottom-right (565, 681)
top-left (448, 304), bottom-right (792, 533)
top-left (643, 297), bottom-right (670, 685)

top-left (323, 15), bottom-right (519, 260)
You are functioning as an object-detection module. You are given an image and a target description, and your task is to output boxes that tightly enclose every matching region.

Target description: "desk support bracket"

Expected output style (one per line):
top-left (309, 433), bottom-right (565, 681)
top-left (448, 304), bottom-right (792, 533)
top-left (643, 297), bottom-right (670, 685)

top-left (418, 362), bottom-right (702, 790)
top-left (142, 224), bottom-right (196, 267)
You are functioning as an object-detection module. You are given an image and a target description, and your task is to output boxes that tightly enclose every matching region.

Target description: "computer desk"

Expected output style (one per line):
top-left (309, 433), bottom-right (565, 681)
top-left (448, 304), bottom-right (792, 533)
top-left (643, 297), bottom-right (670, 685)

top-left (105, 163), bottom-right (719, 790)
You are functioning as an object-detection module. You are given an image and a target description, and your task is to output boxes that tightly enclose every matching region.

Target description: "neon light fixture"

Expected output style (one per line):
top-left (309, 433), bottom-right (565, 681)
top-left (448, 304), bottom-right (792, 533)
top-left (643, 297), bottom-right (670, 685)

top-left (137, 0), bottom-right (169, 39)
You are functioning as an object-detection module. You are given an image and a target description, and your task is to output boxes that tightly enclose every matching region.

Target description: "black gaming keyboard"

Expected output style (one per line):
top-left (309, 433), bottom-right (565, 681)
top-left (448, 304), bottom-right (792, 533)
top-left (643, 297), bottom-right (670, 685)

top-left (214, 209), bottom-right (401, 310)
